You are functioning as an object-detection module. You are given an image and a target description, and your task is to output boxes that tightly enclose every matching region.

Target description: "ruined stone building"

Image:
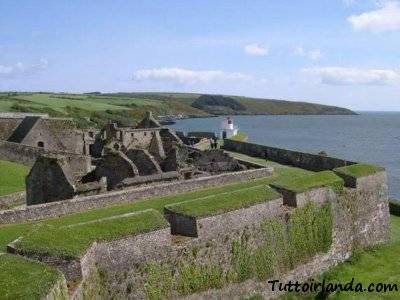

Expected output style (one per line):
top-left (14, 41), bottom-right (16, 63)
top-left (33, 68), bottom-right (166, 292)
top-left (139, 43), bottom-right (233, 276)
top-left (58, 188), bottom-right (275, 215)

top-left (0, 113), bottom-right (97, 155)
top-left (20, 111), bottom-right (249, 205)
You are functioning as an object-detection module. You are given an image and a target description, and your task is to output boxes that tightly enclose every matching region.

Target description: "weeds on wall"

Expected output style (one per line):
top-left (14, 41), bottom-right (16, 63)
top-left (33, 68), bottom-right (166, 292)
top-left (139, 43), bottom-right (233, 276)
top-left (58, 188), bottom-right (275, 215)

top-left (231, 202), bottom-right (333, 280)
top-left (141, 201), bottom-right (333, 299)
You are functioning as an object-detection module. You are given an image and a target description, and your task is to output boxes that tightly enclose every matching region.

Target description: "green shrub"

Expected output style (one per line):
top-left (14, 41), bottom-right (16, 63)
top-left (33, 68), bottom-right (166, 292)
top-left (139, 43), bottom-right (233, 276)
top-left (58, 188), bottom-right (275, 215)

top-left (389, 199), bottom-right (400, 216)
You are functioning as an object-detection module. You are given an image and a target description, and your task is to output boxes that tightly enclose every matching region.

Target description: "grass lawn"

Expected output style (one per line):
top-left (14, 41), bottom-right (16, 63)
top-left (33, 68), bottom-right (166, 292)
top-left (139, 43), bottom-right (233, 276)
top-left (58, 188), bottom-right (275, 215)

top-left (0, 254), bottom-right (63, 300)
top-left (334, 163), bottom-right (385, 179)
top-left (271, 170), bottom-right (344, 193)
top-left (165, 185), bottom-right (280, 218)
top-left (14, 209), bottom-right (168, 260)
top-left (0, 160), bottom-right (29, 196)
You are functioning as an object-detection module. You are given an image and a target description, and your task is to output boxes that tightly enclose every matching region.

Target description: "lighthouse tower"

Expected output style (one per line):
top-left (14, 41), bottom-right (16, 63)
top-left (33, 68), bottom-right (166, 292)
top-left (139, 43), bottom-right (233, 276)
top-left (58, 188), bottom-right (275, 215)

top-left (220, 117), bottom-right (238, 139)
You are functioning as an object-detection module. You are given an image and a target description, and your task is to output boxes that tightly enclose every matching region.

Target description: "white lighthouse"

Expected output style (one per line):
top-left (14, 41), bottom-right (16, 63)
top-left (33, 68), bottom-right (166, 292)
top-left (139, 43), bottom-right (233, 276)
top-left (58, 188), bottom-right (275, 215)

top-left (220, 117), bottom-right (238, 139)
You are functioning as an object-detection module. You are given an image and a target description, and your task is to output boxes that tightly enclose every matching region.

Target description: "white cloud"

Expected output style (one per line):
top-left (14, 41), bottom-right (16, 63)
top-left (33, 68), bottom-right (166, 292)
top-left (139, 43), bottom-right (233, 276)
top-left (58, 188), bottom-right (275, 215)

top-left (243, 43), bottom-right (269, 56)
top-left (133, 68), bottom-right (252, 84)
top-left (0, 59), bottom-right (48, 79)
top-left (302, 66), bottom-right (400, 85)
top-left (293, 47), bottom-right (323, 60)
top-left (348, 1), bottom-right (400, 32)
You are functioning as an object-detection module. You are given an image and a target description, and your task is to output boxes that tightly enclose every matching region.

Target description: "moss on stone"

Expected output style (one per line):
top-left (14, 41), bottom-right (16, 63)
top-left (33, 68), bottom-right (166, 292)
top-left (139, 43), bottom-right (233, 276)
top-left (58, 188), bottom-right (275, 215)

top-left (334, 163), bottom-right (385, 179)
top-left (271, 170), bottom-right (344, 194)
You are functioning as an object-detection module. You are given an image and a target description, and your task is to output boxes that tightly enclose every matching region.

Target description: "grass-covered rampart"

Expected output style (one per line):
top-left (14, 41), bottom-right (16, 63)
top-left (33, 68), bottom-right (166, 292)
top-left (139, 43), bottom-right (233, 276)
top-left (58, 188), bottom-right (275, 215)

top-left (334, 163), bottom-right (385, 179)
top-left (0, 160), bottom-right (312, 252)
top-left (165, 185), bottom-right (280, 218)
top-left (271, 170), bottom-right (344, 194)
top-left (14, 209), bottom-right (167, 260)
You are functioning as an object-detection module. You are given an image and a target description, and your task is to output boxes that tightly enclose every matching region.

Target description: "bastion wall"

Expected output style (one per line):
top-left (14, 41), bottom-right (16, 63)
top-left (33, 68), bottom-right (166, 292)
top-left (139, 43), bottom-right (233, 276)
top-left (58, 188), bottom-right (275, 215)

top-left (223, 139), bottom-right (356, 171)
top-left (30, 168), bottom-right (388, 300)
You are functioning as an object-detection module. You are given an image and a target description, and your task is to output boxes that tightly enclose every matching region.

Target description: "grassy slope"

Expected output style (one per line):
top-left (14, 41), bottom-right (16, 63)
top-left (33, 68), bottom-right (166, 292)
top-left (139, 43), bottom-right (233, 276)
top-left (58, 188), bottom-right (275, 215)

top-left (0, 92), bottom-right (355, 128)
top-left (0, 160), bottom-right (29, 196)
top-left (318, 215), bottom-right (400, 300)
top-left (0, 254), bottom-right (63, 300)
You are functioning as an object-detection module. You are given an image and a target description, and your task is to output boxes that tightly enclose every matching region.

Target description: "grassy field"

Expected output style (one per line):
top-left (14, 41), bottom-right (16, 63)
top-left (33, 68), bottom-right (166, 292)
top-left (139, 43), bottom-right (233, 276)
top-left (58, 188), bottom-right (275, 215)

top-left (0, 92), bottom-right (355, 128)
top-left (0, 160), bottom-right (29, 196)
top-left (0, 254), bottom-right (63, 300)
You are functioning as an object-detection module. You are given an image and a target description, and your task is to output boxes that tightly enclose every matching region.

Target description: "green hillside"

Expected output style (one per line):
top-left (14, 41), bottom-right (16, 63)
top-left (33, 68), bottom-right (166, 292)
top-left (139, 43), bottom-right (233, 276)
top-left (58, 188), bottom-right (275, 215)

top-left (0, 92), bottom-right (356, 128)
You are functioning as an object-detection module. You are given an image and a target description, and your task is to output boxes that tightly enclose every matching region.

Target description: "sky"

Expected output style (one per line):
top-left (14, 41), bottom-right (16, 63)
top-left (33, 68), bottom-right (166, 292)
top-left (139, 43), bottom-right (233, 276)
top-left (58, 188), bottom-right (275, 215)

top-left (1, 0), bottom-right (400, 111)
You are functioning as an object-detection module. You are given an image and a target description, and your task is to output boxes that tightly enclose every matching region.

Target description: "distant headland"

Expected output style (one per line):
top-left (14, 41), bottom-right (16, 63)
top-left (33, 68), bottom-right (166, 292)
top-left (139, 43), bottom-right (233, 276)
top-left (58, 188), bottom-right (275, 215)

top-left (0, 92), bottom-right (356, 128)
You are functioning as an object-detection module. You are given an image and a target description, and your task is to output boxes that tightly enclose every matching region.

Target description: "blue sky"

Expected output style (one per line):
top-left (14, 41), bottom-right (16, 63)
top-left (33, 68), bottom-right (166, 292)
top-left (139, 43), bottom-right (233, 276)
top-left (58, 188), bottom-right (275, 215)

top-left (1, 0), bottom-right (400, 110)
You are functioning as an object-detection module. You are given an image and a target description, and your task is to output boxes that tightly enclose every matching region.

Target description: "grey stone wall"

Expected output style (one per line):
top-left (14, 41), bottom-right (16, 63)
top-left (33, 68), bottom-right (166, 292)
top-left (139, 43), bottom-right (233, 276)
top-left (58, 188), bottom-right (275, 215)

top-left (0, 191), bottom-right (25, 209)
top-left (76, 172), bottom-right (388, 299)
top-left (0, 167), bottom-right (273, 224)
top-left (223, 139), bottom-right (356, 171)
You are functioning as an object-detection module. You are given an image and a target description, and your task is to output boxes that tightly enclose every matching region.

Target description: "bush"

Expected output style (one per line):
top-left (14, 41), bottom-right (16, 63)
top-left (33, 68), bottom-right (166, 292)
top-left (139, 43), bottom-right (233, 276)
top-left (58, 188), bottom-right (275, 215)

top-left (389, 199), bottom-right (400, 216)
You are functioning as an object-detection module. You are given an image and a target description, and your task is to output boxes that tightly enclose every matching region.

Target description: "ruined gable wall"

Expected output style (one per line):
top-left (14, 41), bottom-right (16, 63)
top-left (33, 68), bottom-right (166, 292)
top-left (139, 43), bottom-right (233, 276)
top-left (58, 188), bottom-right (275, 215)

top-left (0, 140), bottom-right (91, 175)
top-left (21, 119), bottom-right (66, 151)
top-left (0, 118), bottom-right (23, 140)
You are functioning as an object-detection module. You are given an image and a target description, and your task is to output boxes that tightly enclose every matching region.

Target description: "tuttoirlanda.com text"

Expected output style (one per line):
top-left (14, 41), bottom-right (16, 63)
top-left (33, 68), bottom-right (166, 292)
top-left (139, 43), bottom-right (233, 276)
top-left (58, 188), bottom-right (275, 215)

top-left (268, 278), bottom-right (398, 294)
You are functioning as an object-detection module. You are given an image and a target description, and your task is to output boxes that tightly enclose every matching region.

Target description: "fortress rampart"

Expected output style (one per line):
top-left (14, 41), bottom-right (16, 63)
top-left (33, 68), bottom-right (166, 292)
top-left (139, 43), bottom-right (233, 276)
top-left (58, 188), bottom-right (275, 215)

top-left (7, 166), bottom-right (389, 299)
top-left (2, 138), bottom-right (390, 299)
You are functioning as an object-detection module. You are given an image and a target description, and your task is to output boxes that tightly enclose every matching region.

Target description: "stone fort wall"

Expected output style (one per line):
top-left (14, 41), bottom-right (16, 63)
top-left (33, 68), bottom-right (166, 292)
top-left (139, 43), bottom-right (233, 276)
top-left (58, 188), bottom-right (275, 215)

top-left (32, 168), bottom-right (388, 300)
top-left (223, 139), bottom-right (356, 171)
